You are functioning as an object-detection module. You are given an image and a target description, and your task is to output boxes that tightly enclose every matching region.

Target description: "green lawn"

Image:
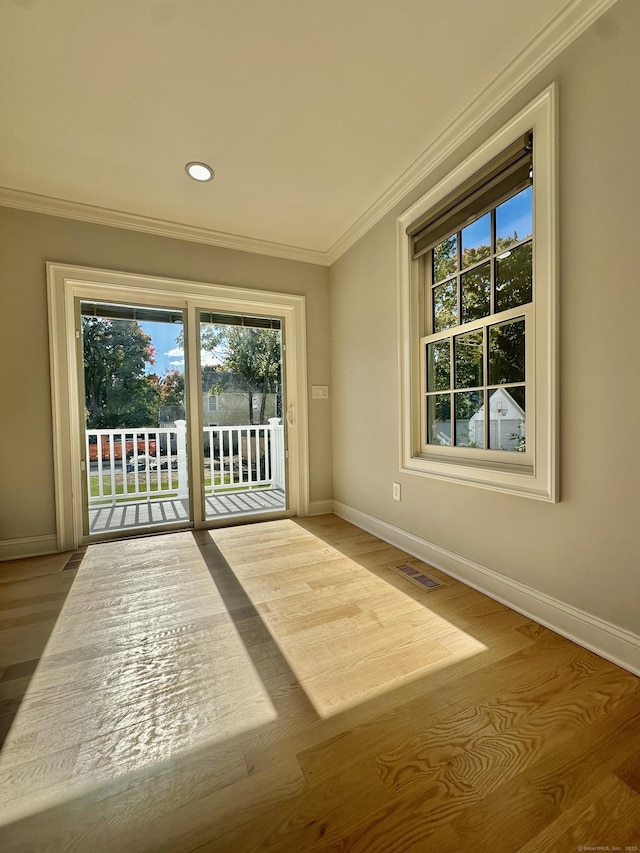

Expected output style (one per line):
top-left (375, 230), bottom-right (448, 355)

top-left (89, 472), bottom-right (270, 505)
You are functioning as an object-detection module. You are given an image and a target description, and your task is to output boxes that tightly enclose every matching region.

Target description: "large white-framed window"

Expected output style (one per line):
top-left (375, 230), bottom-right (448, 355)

top-left (397, 85), bottom-right (558, 501)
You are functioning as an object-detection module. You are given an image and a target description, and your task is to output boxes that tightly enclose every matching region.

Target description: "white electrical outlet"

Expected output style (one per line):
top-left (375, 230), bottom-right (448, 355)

top-left (392, 482), bottom-right (401, 501)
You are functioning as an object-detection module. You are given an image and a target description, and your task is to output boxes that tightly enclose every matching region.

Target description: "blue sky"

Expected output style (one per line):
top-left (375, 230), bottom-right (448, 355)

top-left (139, 321), bottom-right (182, 375)
top-left (462, 186), bottom-right (532, 251)
top-left (139, 320), bottom-right (220, 376)
top-left (496, 186), bottom-right (532, 243)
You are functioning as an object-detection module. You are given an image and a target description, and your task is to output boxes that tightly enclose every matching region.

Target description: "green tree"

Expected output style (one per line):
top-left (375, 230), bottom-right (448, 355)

top-left (158, 369), bottom-right (185, 409)
top-left (201, 325), bottom-right (282, 424)
top-left (428, 229), bottom-right (531, 443)
top-left (495, 240), bottom-right (532, 310)
top-left (82, 318), bottom-right (160, 428)
top-left (433, 235), bottom-right (457, 282)
top-left (153, 368), bottom-right (186, 423)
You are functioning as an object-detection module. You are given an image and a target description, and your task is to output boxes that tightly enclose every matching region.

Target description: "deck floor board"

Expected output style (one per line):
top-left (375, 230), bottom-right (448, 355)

top-left (88, 489), bottom-right (286, 534)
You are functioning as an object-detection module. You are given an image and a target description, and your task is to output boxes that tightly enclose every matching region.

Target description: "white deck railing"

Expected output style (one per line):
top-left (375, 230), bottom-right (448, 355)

top-left (86, 419), bottom-right (285, 506)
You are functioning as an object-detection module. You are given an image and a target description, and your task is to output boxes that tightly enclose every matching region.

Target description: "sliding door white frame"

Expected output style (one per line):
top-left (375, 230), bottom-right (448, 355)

top-left (47, 262), bottom-right (309, 551)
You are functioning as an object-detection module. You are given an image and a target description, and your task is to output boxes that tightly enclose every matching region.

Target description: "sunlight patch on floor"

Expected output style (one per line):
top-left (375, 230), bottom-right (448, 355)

top-left (210, 520), bottom-right (488, 718)
top-left (0, 533), bottom-right (275, 826)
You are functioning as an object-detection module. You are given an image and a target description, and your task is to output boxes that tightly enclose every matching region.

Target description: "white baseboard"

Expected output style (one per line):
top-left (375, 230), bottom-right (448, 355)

top-left (307, 500), bottom-right (334, 517)
top-left (333, 501), bottom-right (640, 677)
top-left (0, 534), bottom-right (60, 562)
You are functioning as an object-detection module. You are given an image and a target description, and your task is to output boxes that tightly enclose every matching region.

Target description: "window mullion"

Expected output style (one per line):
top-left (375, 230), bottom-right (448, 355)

top-left (456, 230), bottom-right (462, 328)
top-left (483, 327), bottom-right (489, 449)
top-left (453, 230), bottom-right (461, 449)
top-left (428, 249), bottom-right (433, 334)
top-left (449, 335), bottom-right (454, 447)
top-left (490, 209), bottom-right (496, 316)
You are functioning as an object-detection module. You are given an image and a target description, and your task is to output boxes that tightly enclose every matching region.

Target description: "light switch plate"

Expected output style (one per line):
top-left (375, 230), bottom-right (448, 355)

top-left (312, 385), bottom-right (329, 399)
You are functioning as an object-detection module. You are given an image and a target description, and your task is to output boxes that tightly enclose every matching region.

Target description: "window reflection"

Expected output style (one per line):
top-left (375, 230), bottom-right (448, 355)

top-left (496, 241), bottom-right (532, 311)
top-left (455, 391), bottom-right (485, 448)
top-left (489, 387), bottom-right (526, 451)
top-left (461, 262), bottom-right (490, 323)
top-left (427, 340), bottom-right (451, 392)
top-left (433, 279), bottom-right (457, 332)
top-left (433, 235), bottom-right (457, 283)
top-left (455, 329), bottom-right (483, 388)
top-left (496, 186), bottom-right (532, 249)
top-left (489, 318), bottom-right (525, 385)
top-left (461, 213), bottom-right (491, 269)
top-left (427, 394), bottom-right (451, 446)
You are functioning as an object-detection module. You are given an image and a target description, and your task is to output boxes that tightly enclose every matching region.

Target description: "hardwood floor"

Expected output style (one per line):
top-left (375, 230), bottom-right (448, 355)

top-left (0, 515), bottom-right (638, 851)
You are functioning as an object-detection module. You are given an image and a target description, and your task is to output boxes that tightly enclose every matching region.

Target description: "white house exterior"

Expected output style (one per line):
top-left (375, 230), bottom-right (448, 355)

top-left (468, 387), bottom-right (525, 451)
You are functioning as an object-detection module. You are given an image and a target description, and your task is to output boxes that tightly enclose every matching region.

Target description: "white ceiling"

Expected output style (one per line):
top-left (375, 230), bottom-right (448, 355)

top-left (0, 0), bottom-right (615, 263)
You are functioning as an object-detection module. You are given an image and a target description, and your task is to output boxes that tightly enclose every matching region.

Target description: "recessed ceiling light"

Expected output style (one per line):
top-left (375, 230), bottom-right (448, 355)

top-left (185, 161), bottom-right (214, 182)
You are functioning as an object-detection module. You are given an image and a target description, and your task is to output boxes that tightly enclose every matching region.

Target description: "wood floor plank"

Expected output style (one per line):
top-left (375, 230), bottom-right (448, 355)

top-left (0, 552), bottom-right (72, 585)
top-left (425, 774), bottom-right (561, 853)
top-left (615, 744), bottom-right (640, 795)
top-left (0, 515), bottom-right (637, 853)
top-left (241, 627), bottom-right (534, 779)
top-left (516, 774), bottom-right (640, 852)
top-left (0, 621), bottom-right (60, 668)
top-left (0, 676), bottom-right (32, 701)
top-left (524, 691), bottom-right (640, 811)
top-left (100, 754), bottom-right (307, 853)
top-left (295, 632), bottom-right (571, 788)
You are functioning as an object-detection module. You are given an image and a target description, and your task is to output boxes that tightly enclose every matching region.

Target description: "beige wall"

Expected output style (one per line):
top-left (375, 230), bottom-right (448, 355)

top-left (330, 0), bottom-right (640, 636)
top-left (0, 211), bottom-right (332, 542)
top-left (1, 1), bottom-right (638, 646)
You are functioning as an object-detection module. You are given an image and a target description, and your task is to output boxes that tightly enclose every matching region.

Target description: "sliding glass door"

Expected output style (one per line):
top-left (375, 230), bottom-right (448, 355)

top-left (75, 299), bottom-right (290, 539)
top-left (198, 311), bottom-right (287, 521)
top-left (80, 300), bottom-right (190, 537)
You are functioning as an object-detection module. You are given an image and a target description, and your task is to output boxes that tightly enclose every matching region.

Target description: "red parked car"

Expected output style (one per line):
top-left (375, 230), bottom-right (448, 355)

top-left (88, 434), bottom-right (157, 461)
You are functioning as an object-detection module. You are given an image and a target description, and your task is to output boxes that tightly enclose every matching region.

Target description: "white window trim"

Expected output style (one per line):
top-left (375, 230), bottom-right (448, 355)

top-left (397, 85), bottom-right (558, 501)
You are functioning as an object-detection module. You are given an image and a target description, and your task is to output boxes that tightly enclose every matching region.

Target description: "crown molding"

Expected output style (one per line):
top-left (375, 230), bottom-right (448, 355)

top-left (0, 186), bottom-right (329, 267)
top-left (0, 0), bottom-right (617, 269)
top-left (326, 0), bottom-right (619, 265)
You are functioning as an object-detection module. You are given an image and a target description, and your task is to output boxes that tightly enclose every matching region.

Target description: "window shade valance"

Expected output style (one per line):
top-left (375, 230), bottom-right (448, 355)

top-left (199, 312), bottom-right (281, 330)
top-left (80, 302), bottom-right (183, 324)
top-left (80, 303), bottom-right (282, 331)
top-left (408, 132), bottom-right (533, 260)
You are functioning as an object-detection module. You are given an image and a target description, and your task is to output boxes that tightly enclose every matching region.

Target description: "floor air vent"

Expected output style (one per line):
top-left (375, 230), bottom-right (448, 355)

top-left (63, 547), bottom-right (87, 571)
top-left (392, 563), bottom-right (441, 590)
